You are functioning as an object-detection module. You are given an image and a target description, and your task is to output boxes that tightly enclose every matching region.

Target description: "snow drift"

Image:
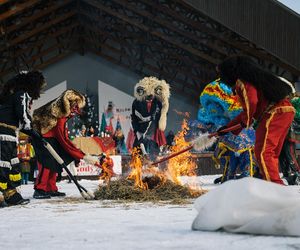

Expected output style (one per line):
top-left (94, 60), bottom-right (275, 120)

top-left (192, 177), bottom-right (300, 236)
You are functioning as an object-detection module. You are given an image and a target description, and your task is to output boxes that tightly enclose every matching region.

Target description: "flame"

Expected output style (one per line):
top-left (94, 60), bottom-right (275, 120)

top-left (127, 147), bottom-right (148, 190)
top-left (99, 154), bottom-right (115, 184)
top-left (166, 119), bottom-right (197, 186)
top-left (128, 147), bottom-right (167, 190)
top-left (126, 118), bottom-right (200, 193)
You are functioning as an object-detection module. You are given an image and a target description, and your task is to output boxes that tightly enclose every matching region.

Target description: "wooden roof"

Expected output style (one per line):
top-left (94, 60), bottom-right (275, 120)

top-left (184, 0), bottom-right (300, 71)
top-left (1, 0), bottom-right (299, 99)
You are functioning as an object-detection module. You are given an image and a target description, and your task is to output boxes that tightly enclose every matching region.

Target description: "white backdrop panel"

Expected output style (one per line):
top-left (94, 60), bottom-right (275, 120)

top-left (98, 80), bottom-right (134, 141)
top-left (32, 81), bottom-right (67, 110)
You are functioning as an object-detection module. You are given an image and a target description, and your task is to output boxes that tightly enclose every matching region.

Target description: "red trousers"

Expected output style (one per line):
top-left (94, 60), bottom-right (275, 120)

top-left (34, 162), bottom-right (58, 192)
top-left (254, 100), bottom-right (295, 184)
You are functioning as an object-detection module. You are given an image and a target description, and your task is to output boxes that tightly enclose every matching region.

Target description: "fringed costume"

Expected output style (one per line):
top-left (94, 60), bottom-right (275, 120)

top-left (197, 79), bottom-right (256, 182)
top-left (0, 71), bottom-right (46, 206)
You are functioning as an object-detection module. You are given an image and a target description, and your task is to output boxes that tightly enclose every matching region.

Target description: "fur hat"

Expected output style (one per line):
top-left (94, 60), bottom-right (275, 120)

top-left (0, 70), bottom-right (46, 104)
top-left (217, 55), bottom-right (294, 102)
top-left (134, 76), bottom-right (170, 131)
top-left (33, 89), bottom-right (86, 134)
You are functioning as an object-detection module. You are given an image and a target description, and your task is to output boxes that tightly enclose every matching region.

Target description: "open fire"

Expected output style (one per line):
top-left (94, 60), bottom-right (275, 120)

top-left (95, 118), bottom-right (205, 201)
top-left (166, 119), bottom-right (197, 185)
top-left (127, 118), bottom-right (201, 194)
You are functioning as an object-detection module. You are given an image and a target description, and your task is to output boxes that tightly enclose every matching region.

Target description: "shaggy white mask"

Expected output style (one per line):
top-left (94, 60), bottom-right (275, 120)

top-left (134, 76), bottom-right (157, 101)
top-left (134, 76), bottom-right (170, 131)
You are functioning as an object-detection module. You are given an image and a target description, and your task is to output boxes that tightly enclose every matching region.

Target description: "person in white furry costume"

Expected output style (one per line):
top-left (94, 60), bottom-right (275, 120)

top-left (131, 76), bottom-right (170, 158)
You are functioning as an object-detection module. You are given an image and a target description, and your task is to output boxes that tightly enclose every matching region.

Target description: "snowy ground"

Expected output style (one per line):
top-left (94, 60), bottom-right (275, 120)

top-left (1, 176), bottom-right (300, 250)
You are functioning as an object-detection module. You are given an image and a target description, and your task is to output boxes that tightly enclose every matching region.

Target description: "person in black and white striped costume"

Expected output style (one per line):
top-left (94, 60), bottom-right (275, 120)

top-left (0, 71), bottom-right (46, 207)
top-left (131, 77), bottom-right (170, 160)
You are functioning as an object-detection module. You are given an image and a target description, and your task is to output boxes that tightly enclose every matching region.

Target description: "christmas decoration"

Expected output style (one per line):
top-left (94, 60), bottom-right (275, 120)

top-left (68, 85), bottom-right (99, 137)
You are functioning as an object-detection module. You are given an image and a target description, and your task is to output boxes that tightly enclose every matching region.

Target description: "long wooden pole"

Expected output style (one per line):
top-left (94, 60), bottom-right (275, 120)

top-left (151, 123), bottom-right (242, 166)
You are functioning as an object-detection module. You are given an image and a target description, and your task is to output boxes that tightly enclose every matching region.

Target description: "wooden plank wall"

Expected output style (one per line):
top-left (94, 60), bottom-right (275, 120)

top-left (184, 0), bottom-right (300, 73)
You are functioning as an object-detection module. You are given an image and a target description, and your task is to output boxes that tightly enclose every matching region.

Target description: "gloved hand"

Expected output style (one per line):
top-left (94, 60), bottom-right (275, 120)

top-left (83, 154), bottom-right (99, 165)
top-left (216, 125), bottom-right (228, 136)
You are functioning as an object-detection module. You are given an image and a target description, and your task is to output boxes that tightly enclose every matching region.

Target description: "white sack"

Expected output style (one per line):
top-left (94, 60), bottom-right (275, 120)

top-left (192, 177), bottom-right (300, 236)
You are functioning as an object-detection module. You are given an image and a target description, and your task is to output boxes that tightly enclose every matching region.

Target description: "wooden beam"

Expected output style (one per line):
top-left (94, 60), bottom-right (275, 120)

top-left (111, 0), bottom-right (227, 57)
top-left (0, 10), bottom-right (76, 52)
top-left (0, 29), bottom-right (77, 78)
top-left (83, 22), bottom-right (212, 86)
top-left (0, 0), bottom-right (40, 21)
top-left (29, 41), bottom-right (73, 65)
top-left (0, 0), bottom-right (11, 6)
top-left (79, 8), bottom-right (215, 77)
top-left (1, 23), bottom-right (79, 61)
top-left (33, 50), bottom-right (73, 71)
top-left (5, 0), bottom-right (73, 34)
top-left (138, 0), bottom-right (300, 75)
top-left (177, 1), bottom-right (300, 75)
top-left (83, 0), bottom-right (218, 65)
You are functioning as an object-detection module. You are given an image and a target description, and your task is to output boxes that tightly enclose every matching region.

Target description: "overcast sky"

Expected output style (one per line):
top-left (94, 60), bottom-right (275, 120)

top-left (277, 0), bottom-right (300, 14)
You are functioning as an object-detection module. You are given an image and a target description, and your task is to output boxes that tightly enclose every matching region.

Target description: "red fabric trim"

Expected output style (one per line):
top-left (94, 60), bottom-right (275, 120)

top-left (288, 138), bottom-right (300, 144)
top-left (153, 129), bottom-right (166, 147)
top-left (126, 128), bottom-right (135, 151)
top-left (147, 100), bottom-right (152, 113)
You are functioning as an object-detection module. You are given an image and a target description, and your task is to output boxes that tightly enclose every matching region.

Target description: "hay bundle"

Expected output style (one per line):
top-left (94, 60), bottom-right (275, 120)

top-left (94, 177), bottom-right (206, 203)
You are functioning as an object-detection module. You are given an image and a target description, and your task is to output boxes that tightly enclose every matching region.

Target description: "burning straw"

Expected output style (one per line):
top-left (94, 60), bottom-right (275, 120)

top-left (95, 119), bottom-right (206, 203)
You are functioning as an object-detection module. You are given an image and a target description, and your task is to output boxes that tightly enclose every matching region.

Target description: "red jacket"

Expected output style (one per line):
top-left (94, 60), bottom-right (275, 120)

top-left (227, 79), bottom-right (269, 134)
top-left (43, 117), bottom-right (85, 160)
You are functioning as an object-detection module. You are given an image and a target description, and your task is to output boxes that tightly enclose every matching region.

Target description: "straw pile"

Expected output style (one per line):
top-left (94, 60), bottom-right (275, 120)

top-left (94, 177), bottom-right (206, 203)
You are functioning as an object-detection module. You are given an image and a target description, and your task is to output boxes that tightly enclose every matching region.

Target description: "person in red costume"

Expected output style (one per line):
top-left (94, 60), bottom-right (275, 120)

top-left (32, 90), bottom-right (99, 199)
top-left (217, 55), bottom-right (295, 185)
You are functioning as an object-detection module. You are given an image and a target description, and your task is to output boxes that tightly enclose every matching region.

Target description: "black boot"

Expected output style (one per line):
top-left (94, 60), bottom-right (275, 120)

top-left (48, 191), bottom-right (66, 197)
top-left (33, 189), bottom-right (51, 199)
top-left (214, 176), bottom-right (222, 184)
top-left (0, 196), bottom-right (8, 208)
top-left (287, 174), bottom-right (300, 185)
top-left (4, 189), bottom-right (30, 206)
top-left (294, 175), bottom-right (300, 185)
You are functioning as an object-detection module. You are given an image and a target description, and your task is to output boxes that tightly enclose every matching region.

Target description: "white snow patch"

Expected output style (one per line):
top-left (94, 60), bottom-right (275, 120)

top-left (1, 177), bottom-right (300, 250)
